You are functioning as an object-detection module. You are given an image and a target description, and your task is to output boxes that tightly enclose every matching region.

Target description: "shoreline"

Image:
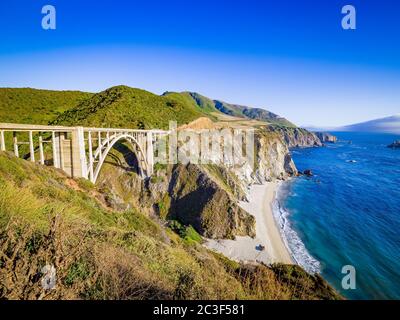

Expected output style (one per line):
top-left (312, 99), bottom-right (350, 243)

top-left (205, 181), bottom-right (293, 265)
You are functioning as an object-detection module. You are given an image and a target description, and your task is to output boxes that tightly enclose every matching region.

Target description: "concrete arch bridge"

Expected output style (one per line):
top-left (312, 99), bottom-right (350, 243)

top-left (0, 123), bottom-right (169, 183)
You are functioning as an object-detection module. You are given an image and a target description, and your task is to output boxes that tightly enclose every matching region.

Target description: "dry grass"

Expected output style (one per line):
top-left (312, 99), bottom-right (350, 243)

top-left (0, 152), bottom-right (341, 300)
top-left (0, 215), bottom-right (90, 299)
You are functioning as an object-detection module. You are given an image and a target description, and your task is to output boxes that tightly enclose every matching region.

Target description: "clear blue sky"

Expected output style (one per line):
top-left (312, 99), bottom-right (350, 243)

top-left (0, 0), bottom-right (399, 126)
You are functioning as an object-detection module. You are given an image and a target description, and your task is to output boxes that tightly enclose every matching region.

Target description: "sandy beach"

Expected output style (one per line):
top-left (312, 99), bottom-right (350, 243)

top-left (205, 182), bottom-right (293, 265)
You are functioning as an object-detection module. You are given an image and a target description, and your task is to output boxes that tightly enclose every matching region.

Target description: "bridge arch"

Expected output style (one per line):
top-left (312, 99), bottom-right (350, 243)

top-left (89, 132), bottom-right (151, 184)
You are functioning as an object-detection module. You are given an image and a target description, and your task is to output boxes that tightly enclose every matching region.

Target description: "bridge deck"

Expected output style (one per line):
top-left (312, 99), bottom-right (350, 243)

top-left (0, 122), bottom-right (168, 134)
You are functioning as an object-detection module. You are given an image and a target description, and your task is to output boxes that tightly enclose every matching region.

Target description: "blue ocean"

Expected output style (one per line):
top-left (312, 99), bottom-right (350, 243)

top-left (275, 132), bottom-right (400, 300)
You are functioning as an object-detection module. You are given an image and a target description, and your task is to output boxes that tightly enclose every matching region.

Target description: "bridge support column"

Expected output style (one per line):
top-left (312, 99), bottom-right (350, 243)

top-left (52, 131), bottom-right (60, 168)
top-left (29, 131), bottom-right (35, 162)
top-left (39, 135), bottom-right (45, 165)
top-left (71, 127), bottom-right (88, 179)
top-left (147, 132), bottom-right (154, 176)
top-left (0, 130), bottom-right (5, 151)
top-left (13, 132), bottom-right (19, 157)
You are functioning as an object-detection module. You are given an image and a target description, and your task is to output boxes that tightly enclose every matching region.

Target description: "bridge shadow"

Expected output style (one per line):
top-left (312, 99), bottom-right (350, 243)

top-left (165, 164), bottom-right (215, 234)
top-left (102, 140), bottom-right (141, 175)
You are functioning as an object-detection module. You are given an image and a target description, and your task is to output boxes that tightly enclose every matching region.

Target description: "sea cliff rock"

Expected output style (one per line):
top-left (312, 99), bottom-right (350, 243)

top-left (96, 129), bottom-right (297, 240)
top-left (315, 132), bottom-right (338, 143)
top-left (167, 163), bottom-right (255, 239)
top-left (303, 169), bottom-right (313, 177)
top-left (269, 127), bottom-right (323, 148)
top-left (253, 131), bottom-right (297, 181)
top-left (164, 130), bottom-right (297, 238)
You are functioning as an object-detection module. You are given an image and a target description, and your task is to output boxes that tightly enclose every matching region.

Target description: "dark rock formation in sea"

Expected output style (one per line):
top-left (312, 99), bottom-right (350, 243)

top-left (315, 132), bottom-right (338, 143)
top-left (303, 169), bottom-right (313, 177)
top-left (388, 140), bottom-right (400, 149)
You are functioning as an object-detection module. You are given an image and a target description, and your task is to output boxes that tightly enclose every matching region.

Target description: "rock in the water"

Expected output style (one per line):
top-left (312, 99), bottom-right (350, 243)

top-left (315, 132), bottom-right (338, 143)
top-left (388, 140), bottom-right (400, 149)
top-left (303, 169), bottom-right (313, 177)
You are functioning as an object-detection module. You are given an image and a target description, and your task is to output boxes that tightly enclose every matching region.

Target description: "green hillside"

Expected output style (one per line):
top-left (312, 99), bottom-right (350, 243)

top-left (0, 86), bottom-right (296, 130)
top-left (52, 86), bottom-right (208, 130)
top-left (164, 91), bottom-right (296, 128)
top-left (0, 152), bottom-right (341, 300)
top-left (213, 99), bottom-right (296, 127)
top-left (0, 88), bottom-right (92, 124)
top-left (178, 92), bottom-right (219, 115)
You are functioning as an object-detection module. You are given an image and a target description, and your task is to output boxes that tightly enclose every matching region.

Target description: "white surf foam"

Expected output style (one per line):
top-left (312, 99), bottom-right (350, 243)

top-left (272, 183), bottom-right (321, 274)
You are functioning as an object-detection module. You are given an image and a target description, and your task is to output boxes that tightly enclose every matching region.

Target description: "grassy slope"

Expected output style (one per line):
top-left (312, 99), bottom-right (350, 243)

top-left (164, 91), bottom-right (297, 128)
top-left (0, 86), bottom-right (296, 129)
top-left (52, 86), bottom-right (210, 130)
top-left (0, 88), bottom-right (93, 124)
top-left (0, 152), bottom-right (341, 300)
top-left (177, 92), bottom-right (219, 115)
top-left (213, 100), bottom-right (296, 127)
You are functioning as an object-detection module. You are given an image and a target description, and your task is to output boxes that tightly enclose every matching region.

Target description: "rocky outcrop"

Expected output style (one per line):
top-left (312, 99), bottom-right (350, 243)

top-left (200, 130), bottom-right (297, 201)
top-left (315, 132), bottom-right (337, 143)
top-left (269, 127), bottom-right (322, 148)
top-left (253, 131), bottom-right (297, 181)
top-left (303, 169), bottom-right (313, 177)
top-left (167, 164), bottom-right (255, 239)
top-left (165, 130), bottom-right (297, 238)
top-left (96, 128), bottom-right (297, 240)
top-left (388, 140), bottom-right (400, 149)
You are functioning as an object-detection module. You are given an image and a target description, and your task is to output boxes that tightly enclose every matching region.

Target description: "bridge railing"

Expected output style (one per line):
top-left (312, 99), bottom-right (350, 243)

top-left (0, 122), bottom-right (169, 134)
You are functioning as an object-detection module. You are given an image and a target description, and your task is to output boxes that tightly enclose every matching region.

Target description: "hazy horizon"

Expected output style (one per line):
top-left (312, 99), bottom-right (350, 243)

top-left (1, 0), bottom-right (400, 127)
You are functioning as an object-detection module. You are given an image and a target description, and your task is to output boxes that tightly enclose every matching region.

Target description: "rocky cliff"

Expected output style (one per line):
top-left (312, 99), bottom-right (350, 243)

top-left (96, 128), bottom-right (297, 240)
top-left (227, 130), bottom-right (297, 193)
top-left (167, 164), bottom-right (256, 239)
top-left (269, 126), bottom-right (323, 148)
top-left (315, 132), bottom-right (338, 143)
top-left (97, 161), bottom-right (256, 240)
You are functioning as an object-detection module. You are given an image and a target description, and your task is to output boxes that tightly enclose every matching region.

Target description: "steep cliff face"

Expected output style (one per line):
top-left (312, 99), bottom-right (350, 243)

top-left (254, 131), bottom-right (297, 181)
top-left (96, 129), bottom-right (296, 240)
top-left (163, 131), bottom-right (297, 239)
top-left (97, 161), bottom-right (256, 240)
top-left (270, 127), bottom-right (322, 148)
top-left (167, 164), bottom-right (255, 239)
top-left (223, 130), bottom-right (297, 198)
top-left (315, 132), bottom-right (338, 143)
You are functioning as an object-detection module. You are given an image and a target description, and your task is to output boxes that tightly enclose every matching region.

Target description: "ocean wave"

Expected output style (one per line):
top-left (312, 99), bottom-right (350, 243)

top-left (273, 185), bottom-right (321, 274)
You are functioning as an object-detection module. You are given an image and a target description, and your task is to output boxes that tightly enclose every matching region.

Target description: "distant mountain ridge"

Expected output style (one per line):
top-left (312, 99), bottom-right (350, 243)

top-left (167, 92), bottom-right (323, 147)
top-left (339, 115), bottom-right (400, 134)
top-left (169, 91), bottom-right (297, 128)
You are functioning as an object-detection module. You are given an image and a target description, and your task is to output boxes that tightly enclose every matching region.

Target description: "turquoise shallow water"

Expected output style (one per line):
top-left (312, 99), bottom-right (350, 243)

top-left (275, 132), bottom-right (400, 300)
